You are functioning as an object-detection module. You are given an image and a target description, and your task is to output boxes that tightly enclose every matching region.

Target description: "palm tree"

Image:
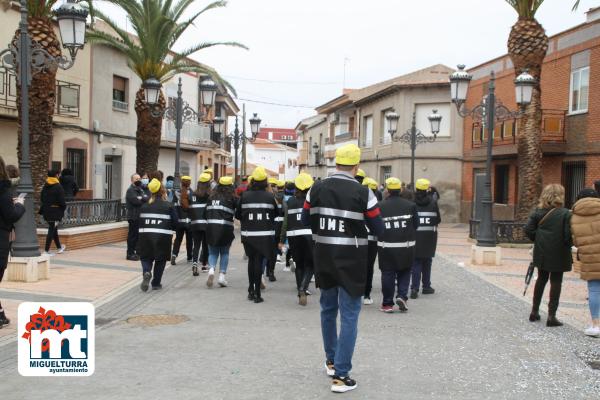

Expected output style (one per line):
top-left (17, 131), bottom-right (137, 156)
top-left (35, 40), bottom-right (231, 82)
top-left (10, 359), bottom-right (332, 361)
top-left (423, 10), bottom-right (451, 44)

top-left (505, 0), bottom-right (580, 220)
top-left (13, 1), bottom-right (62, 199)
top-left (87, 0), bottom-right (245, 174)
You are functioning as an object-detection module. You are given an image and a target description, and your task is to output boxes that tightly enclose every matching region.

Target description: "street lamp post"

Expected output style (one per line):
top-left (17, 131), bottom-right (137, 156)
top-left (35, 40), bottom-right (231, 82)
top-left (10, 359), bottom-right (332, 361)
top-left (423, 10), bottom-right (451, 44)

top-left (142, 76), bottom-right (217, 190)
top-left (385, 109), bottom-right (442, 188)
top-left (227, 113), bottom-right (261, 184)
top-left (449, 64), bottom-right (535, 248)
top-left (0, 0), bottom-right (88, 257)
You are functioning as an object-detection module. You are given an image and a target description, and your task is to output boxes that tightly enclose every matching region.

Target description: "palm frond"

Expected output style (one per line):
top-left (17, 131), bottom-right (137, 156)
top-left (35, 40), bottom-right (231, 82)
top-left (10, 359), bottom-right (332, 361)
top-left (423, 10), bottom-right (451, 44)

top-left (505, 0), bottom-right (583, 18)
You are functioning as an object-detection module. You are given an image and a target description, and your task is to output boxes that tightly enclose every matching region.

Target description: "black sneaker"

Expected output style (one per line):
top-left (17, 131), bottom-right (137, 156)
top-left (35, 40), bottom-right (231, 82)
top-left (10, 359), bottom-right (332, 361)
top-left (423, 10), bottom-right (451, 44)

top-left (422, 287), bottom-right (435, 295)
top-left (170, 255), bottom-right (177, 266)
top-left (126, 254), bottom-right (140, 261)
top-left (247, 292), bottom-right (255, 301)
top-left (331, 375), bottom-right (357, 393)
top-left (152, 284), bottom-right (163, 290)
top-left (410, 290), bottom-right (419, 299)
top-left (396, 297), bottom-right (408, 312)
top-left (253, 295), bottom-right (264, 303)
top-left (0, 311), bottom-right (10, 327)
top-left (201, 266), bottom-right (208, 273)
top-left (192, 263), bottom-right (199, 276)
top-left (140, 272), bottom-right (151, 292)
top-left (268, 274), bottom-right (276, 282)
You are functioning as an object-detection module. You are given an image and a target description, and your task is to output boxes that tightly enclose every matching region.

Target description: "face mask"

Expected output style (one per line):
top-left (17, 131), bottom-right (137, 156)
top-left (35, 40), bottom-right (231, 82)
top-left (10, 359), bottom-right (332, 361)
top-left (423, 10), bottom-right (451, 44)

top-left (134, 180), bottom-right (142, 187)
top-left (166, 181), bottom-right (174, 189)
top-left (141, 178), bottom-right (149, 186)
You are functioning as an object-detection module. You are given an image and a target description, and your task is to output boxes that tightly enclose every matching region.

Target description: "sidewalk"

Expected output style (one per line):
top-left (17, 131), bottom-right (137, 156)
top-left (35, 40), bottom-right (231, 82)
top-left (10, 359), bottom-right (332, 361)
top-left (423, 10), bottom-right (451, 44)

top-left (437, 224), bottom-right (590, 329)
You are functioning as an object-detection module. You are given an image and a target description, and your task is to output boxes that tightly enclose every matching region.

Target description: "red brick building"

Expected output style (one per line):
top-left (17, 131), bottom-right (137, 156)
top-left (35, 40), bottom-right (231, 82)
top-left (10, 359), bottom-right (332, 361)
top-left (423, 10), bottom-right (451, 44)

top-left (462, 8), bottom-right (600, 221)
top-left (256, 127), bottom-right (298, 148)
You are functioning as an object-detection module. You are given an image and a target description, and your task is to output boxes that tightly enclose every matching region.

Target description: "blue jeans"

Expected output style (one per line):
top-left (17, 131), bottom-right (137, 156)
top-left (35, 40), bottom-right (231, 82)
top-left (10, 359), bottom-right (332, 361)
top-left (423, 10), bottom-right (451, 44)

top-left (411, 258), bottom-right (433, 291)
top-left (588, 280), bottom-right (600, 320)
top-left (208, 245), bottom-right (231, 273)
top-left (320, 286), bottom-right (362, 377)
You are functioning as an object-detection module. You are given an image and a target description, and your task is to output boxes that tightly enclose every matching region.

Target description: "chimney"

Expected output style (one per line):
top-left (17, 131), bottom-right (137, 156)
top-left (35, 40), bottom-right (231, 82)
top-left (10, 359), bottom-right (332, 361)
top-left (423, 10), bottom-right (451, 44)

top-left (586, 6), bottom-right (600, 23)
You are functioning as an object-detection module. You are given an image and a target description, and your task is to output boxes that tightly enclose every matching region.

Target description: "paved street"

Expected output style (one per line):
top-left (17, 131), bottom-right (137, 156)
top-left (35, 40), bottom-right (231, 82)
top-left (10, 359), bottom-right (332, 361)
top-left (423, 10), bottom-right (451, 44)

top-left (1, 231), bottom-right (599, 399)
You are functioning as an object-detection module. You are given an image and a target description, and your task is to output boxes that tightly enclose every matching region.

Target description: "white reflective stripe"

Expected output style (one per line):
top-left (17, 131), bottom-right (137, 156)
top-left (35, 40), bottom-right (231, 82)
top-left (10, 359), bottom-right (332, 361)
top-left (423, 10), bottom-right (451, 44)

top-left (178, 218), bottom-right (190, 223)
top-left (241, 230), bottom-right (276, 236)
top-left (190, 204), bottom-right (206, 209)
top-left (274, 217), bottom-right (284, 222)
top-left (377, 240), bottom-right (416, 248)
top-left (418, 211), bottom-right (437, 217)
top-left (313, 235), bottom-right (368, 246)
top-left (140, 213), bottom-right (171, 219)
top-left (310, 207), bottom-right (364, 220)
top-left (277, 203), bottom-right (282, 208)
top-left (207, 219), bottom-right (234, 226)
top-left (207, 205), bottom-right (234, 214)
top-left (382, 215), bottom-right (412, 221)
top-left (287, 208), bottom-right (303, 214)
top-left (417, 226), bottom-right (437, 232)
top-left (139, 228), bottom-right (174, 235)
top-left (368, 235), bottom-right (377, 241)
top-left (242, 203), bottom-right (275, 209)
top-left (190, 219), bottom-right (207, 225)
top-left (287, 229), bottom-right (312, 237)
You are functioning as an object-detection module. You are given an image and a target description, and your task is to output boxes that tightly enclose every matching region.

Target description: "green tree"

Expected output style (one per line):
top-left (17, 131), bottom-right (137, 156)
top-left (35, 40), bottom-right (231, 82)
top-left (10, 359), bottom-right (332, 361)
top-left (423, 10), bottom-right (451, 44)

top-left (87, 0), bottom-right (245, 174)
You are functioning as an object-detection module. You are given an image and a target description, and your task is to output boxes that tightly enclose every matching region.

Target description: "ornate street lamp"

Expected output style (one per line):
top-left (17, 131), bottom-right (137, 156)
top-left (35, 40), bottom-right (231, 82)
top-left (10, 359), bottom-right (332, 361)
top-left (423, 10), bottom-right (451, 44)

top-left (228, 112), bottom-right (261, 184)
top-left (450, 64), bottom-right (535, 249)
top-left (249, 113), bottom-right (262, 139)
top-left (142, 76), bottom-right (161, 106)
top-left (199, 78), bottom-right (218, 110)
top-left (385, 108), bottom-right (442, 187)
top-left (0, 0), bottom-right (88, 257)
top-left (212, 116), bottom-right (225, 134)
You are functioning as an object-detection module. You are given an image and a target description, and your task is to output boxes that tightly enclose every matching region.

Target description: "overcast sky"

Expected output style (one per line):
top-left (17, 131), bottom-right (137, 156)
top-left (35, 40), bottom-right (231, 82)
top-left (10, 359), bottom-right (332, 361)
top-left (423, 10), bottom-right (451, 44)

top-left (98, 0), bottom-right (597, 130)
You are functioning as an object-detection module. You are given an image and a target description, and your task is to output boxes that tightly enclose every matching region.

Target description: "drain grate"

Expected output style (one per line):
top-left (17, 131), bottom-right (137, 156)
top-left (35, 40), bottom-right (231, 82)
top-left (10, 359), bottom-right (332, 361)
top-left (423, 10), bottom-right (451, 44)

top-left (126, 314), bottom-right (189, 327)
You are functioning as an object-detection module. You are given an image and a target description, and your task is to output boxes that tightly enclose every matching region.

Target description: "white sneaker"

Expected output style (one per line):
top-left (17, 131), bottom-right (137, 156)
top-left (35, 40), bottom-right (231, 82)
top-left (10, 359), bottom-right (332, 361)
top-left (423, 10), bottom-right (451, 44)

top-left (283, 266), bottom-right (291, 272)
top-left (276, 255), bottom-right (282, 264)
top-left (42, 251), bottom-right (55, 257)
top-left (207, 267), bottom-right (215, 288)
top-left (218, 273), bottom-right (228, 287)
top-left (57, 245), bottom-right (66, 254)
top-left (261, 276), bottom-right (267, 290)
top-left (290, 260), bottom-right (296, 272)
top-left (363, 297), bottom-right (373, 305)
top-left (584, 326), bottom-right (600, 337)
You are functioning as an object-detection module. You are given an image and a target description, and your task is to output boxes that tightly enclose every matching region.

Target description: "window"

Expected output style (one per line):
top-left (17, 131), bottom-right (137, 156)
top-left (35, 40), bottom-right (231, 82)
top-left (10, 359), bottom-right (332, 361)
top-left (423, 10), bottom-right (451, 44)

top-left (362, 115), bottom-right (373, 147)
top-left (56, 81), bottom-right (80, 117)
top-left (381, 166), bottom-right (392, 183)
top-left (502, 120), bottom-right (515, 138)
top-left (380, 110), bottom-right (392, 145)
top-left (570, 67), bottom-right (589, 113)
top-left (66, 148), bottom-right (85, 188)
top-left (112, 75), bottom-right (128, 111)
top-left (494, 165), bottom-right (509, 204)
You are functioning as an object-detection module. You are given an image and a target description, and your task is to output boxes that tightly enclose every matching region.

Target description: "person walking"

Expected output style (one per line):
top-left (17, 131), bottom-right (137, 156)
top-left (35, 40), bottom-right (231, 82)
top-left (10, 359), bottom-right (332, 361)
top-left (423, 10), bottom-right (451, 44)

top-left (40, 170), bottom-right (66, 256)
top-left (0, 156), bottom-right (25, 328)
top-left (138, 179), bottom-right (176, 291)
top-left (125, 173), bottom-right (148, 261)
top-left (281, 180), bottom-right (296, 272)
top-left (377, 177), bottom-right (419, 313)
top-left (189, 173), bottom-right (211, 276)
top-left (525, 184), bottom-right (572, 327)
top-left (361, 177), bottom-right (380, 305)
top-left (171, 176), bottom-right (194, 264)
top-left (302, 144), bottom-right (383, 393)
top-left (236, 166), bottom-right (279, 303)
top-left (59, 168), bottom-right (79, 201)
top-left (205, 176), bottom-right (237, 288)
top-left (280, 173), bottom-right (314, 306)
top-left (411, 178), bottom-right (441, 299)
top-left (570, 188), bottom-right (600, 337)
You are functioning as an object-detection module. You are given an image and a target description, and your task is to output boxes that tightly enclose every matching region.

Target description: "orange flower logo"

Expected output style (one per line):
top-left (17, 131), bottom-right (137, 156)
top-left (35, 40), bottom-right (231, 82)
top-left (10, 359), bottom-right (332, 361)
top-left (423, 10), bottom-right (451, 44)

top-left (22, 307), bottom-right (72, 352)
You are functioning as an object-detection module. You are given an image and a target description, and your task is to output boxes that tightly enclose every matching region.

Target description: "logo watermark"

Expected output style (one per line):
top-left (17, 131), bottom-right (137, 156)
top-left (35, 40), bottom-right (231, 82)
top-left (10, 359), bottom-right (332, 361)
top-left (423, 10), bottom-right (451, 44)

top-left (18, 302), bottom-right (95, 376)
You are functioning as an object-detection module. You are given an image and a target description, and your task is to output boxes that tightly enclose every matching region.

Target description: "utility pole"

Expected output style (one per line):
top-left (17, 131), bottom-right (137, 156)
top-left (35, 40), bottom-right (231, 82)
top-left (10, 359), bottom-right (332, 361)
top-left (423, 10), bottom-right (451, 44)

top-left (241, 103), bottom-right (247, 176)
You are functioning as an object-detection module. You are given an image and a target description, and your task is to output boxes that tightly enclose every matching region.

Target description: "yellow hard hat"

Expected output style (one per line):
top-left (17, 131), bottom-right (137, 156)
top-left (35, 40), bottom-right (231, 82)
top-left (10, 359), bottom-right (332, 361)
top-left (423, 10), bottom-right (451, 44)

top-left (415, 178), bottom-right (431, 191)
top-left (219, 176), bottom-right (233, 186)
top-left (386, 177), bottom-right (402, 190)
top-left (251, 166), bottom-right (267, 182)
top-left (148, 178), bottom-right (161, 194)
top-left (355, 169), bottom-right (366, 178)
top-left (335, 143), bottom-right (361, 166)
top-left (295, 173), bottom-right (314, 191)
top-left (203, 168), bottom-right (214, 175)
top-left (198, 173), bottom-right (211, 183)
top-left (181, 175), bottom-right (192, 182)
top-left (268, 177), bottom-right (278, 185)
top-left (276, 180), bottom-right (285, 188)
top-left (362, 177), bottom-right (378, 190)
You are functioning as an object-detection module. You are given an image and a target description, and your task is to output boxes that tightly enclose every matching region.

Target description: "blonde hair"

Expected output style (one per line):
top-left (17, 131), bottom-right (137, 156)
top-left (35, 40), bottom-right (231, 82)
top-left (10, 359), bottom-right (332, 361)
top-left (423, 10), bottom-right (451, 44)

top-left (538, 184), bottom-right (565, 209)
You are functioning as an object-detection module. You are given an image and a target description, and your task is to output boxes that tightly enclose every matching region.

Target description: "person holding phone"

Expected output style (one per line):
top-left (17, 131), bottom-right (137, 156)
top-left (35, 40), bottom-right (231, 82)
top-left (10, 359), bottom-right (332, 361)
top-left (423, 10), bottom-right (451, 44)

top-left (40, 170), bottom-right (66, 256)
top-left (0, 156), bottom-right (25, 328)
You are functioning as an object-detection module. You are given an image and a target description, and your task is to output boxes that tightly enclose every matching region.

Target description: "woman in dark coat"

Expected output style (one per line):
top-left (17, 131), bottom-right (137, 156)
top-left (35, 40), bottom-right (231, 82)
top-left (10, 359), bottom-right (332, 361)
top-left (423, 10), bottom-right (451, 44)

top-left (40, 170), bottom-right (66, 255)
top-left (0, 156), bottom-right (25, 328)
top-left (59, 168), bottom-right (79, 201)
top-left (525, 184), bottom-right (572, 327)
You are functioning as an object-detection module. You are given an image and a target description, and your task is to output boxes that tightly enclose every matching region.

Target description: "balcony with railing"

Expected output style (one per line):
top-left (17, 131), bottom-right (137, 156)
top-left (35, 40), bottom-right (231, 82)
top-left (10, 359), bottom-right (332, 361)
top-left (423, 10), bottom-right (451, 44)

top-left (162, 119), bottom-right (213, 148)
top-left (112, 99), bottom-right (128, 112)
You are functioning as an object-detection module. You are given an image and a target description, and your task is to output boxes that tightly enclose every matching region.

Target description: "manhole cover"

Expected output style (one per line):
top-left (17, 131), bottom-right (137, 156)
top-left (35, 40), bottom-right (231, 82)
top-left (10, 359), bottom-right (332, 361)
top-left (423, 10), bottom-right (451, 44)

top-left (126, 314), bottom-right (189, 327)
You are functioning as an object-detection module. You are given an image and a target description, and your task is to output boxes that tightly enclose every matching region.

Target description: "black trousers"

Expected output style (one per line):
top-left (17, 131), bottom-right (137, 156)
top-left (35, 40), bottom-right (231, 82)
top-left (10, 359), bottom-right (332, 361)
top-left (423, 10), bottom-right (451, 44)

top-left (141, 259), bottom-right (166, 287)
top-left (286, 250), bottom-right (292, 266)
top-left (44, 221), bottom-right (61, 252)
top-left (532, 269), bottom-right (564, 315)
top-left (127, 219), bottom-right (139, 256)
top-left (365, 242), bottom-right (377, 298)
top-left (244, 244), bottom-right (263, 298)
top-left (290, 237), bottom-right (313, 292)
top-left (173, 227), bottom-right (192, 259)
top-left (191, 230), bottom-right (208, 265)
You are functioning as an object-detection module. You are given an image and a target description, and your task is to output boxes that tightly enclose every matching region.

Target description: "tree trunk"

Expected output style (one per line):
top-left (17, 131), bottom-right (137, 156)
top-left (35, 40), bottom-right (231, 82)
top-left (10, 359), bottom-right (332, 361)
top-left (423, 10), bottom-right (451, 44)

top-left (15, 17), bottom-right (60, 201)
top-left (134, 88), bottom-right (165, 175)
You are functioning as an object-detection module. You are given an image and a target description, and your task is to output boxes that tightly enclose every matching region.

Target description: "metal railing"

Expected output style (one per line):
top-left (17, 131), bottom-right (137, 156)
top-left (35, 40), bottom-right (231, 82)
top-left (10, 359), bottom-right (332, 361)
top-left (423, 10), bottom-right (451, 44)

top-left (36, 199), bottom-right (127, 228)
top-left (0, 68), bottom-right (17, 109)
top-left (469, 219), bottom-right (529, 244)
top-left (112, 99), bottom-right (129, 112)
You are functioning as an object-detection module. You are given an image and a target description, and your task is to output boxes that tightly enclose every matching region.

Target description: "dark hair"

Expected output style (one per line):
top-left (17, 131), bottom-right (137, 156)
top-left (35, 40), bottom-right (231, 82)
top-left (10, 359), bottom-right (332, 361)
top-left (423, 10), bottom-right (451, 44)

top-left (399, 189), bottom-right (414, 201)
top-left (61, 168), bottom-right (73, 176)
top-left (148, 170), bottom-right (163, 182)
top-left (576, 188), bottom-right (599, 202)
top-left (195, 181), bottom-right (211, 198)
top-left (47, 169), bottom-right (59, 177)
top-left (295, 188), bottom-right (309, 199)
top-left (355, 176), bottom-right (364, 184)
top-left (0, 156), bottom-right (8, 181)
top-left (250, 179), bottom-right (268, 191)
top-left (166, 176), bottom-right (175, 182)
top-left (6, 164), bottom-right (18, 179)
top-left (388, 189), bottom-right (401, 197)
top-left (285, 182), bottom-right (295, 191)
top-left (210, 184), bottom-right (234, 203)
